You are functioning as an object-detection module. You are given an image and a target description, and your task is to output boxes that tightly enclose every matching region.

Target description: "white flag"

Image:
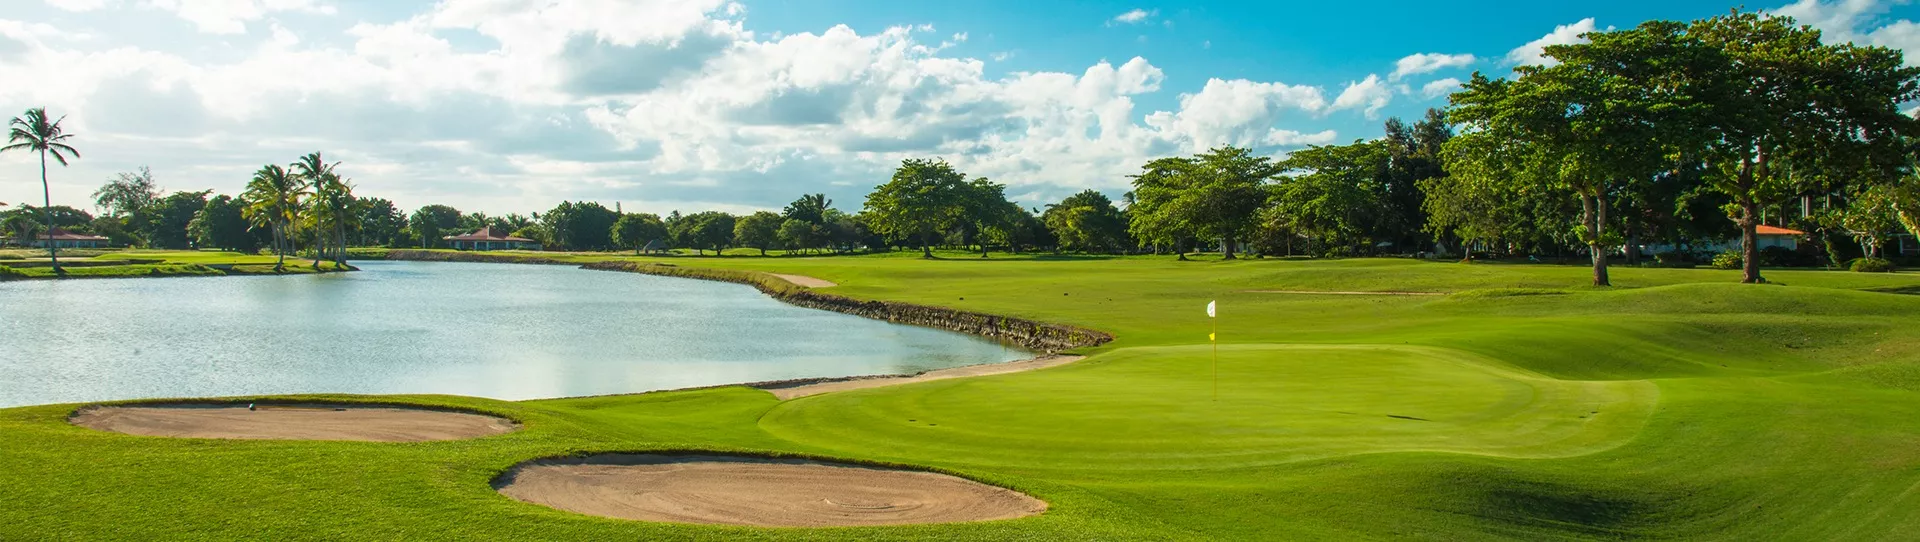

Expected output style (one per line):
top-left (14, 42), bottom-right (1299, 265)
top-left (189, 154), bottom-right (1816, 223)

top-left (1206, 300), bottom-right (1216, 318)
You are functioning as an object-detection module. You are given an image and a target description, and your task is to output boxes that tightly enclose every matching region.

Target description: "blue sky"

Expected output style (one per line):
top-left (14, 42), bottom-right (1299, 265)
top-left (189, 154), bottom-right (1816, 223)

top-left (2, 0), bottom-right (1917, 217)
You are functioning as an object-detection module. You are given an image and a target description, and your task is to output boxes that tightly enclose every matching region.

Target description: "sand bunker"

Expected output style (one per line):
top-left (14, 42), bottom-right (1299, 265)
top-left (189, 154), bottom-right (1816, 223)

top-left (494, 454), bottom-right (1045, 527)
top-left (70, 403), bottom-right (519, 442)
top-left (769, 273), bottom-right (836, 288)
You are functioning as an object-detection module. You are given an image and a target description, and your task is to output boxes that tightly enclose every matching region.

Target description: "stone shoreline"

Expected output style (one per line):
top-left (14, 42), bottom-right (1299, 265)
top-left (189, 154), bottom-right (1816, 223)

top-left (381, 250), bottom-right (1113, 353)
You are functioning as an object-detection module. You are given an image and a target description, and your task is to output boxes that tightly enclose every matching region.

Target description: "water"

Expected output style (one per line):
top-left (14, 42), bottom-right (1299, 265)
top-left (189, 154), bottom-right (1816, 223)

top-left (0, 261), bottom-right (1027, 407)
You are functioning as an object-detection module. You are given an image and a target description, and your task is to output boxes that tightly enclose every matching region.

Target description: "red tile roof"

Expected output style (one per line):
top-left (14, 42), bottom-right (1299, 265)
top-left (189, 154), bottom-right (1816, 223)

top-left (1756, 225), bottom-right (1804, 236)
top-left (443, 226), bottom-right (534, 242)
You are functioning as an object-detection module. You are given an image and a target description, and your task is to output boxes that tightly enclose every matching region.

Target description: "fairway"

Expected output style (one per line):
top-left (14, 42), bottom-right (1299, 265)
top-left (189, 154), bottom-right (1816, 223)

top-left (5, 254), bottom-right (1920, 540)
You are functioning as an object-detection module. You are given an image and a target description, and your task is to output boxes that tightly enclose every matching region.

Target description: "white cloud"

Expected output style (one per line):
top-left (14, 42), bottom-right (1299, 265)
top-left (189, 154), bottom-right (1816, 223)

top-left (44, 0), bottom-right (111, 11)
top-left (1506, 17), bottom-right (1596, 66)
top-left (1329, 74), bottom-right (1392, 118)
top-left (1419, 77), bottom-right (1462, 100)
top-left (1391, 52), bottom-right (1474, 80)
top-left (0, 1), bottom-right (1404, 214)
top-left (1771, 0), bottom-right (1920, 65)
top-left (141, 0), bottom-right (337, 34)
top-left (1110, 8), bottom-right (1154, 25)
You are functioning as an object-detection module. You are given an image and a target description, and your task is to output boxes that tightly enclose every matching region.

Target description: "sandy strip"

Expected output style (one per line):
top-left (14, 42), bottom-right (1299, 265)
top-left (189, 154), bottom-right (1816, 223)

top-left (494, 454), bottom-right (1045, 527)
top-left (769, 273), bottom-right (836, 288)
top-left (69, 403), bottom-right (519, 442)
top-left (757, 355), bottom-right (1086, 400)
top-left (1242, 290), bottom-right (1444, 296)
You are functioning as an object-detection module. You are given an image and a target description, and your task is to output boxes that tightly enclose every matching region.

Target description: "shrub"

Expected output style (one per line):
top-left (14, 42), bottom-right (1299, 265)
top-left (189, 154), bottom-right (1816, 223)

top-left (1711, 251), bottom-right (1742, 270)
top-left (0, 264), bottom-right (22, 279)
top-left (1849, 257), bottom-right (1895, 273)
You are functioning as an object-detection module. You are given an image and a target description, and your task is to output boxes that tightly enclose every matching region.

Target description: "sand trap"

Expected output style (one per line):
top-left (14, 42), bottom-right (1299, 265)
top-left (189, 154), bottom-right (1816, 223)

top-left (758, 355), bottom-right (1085, 400)
top-left (70, 403), bottom-right (519, 442)
top-left (770, 273), bottom-right (836, 288)
top-left (494, 454), bottom-right (1045, 527)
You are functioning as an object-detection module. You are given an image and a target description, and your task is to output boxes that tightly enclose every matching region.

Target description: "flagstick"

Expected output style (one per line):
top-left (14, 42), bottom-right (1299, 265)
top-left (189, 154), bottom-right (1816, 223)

top-left (1205, 307), bottom-right (1221, 399)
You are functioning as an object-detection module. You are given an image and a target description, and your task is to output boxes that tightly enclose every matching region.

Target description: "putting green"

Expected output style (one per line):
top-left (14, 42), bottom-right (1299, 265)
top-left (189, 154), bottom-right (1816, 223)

top-left (761, 345), bottom-right (1658, 470)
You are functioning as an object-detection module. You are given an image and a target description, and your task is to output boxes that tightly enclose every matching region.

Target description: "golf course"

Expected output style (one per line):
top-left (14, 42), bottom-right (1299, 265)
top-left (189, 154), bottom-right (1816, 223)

top-left (5, 253), bottom-right (1920, 539)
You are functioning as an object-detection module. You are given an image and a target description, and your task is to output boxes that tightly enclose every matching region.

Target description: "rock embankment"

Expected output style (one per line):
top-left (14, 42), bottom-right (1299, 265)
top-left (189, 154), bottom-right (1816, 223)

top-left (581, 260), bottom-right (1113, 353)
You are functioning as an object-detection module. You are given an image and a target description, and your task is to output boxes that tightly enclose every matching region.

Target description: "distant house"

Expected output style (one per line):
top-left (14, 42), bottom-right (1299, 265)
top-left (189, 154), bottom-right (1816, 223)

top-left (1751, 225), bottom-right (1804, 251)
top-left (25, 228), bottom-right (109, 249)
top-left (444, 226), bottom-right (541, 251)
top-left (1642, 225), bottom-right (1805, 256)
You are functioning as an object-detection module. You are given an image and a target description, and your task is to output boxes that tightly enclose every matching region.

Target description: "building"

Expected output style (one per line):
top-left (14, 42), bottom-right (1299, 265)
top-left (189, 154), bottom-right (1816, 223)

top-left (1641, 225), bottom-right (1805, 256)
top-left (1750, 225), bottom-right (1804, 251)
top-left (25, 229), bottom-right (109, 249)
top-left (443, 226), bottom-right (541, 251)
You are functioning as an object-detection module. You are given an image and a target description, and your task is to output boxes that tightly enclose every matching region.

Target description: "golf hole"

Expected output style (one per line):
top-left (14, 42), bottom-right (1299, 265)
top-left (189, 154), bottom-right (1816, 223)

top-left (492, 454), bottom-right (1047, 527)
top-left (69, 403), bottom-right (520, 442)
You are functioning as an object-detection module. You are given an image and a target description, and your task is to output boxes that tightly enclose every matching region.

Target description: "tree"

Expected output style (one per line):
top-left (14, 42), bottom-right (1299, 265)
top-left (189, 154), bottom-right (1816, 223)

top-left (93, 166), bottom-right (160, 220)
top-left (673, 211), bottom-right (735, 254)
top-left (541, 201), bottom-right (620, 250)
top-left (1448, 21), bottom-right (1709, 285)
top-left (784, 194), bottom-right (832, 225)
top-left (1273, 140), bottom-right (1392, 256)
top-left (190, 194), bottom-right (260, 253)
top-left (959, 178), bottom-right (1015, 257)
top-left (1042, 189), bottom-right (1128, 253)
top-left (863, 159), bottom-right (969, 257)
top-left (241, 164), bottom-right (305, 269)
top-left (1691, 11), bottom-right (1920, 283)
top-left (611, 213), bottom-right (666, 255)
top-left (408, 204), bottom-right (463, 248)
top-left (3, 108), bottom-right (80, 274)
top-left (138, 190), bottom-right (210, 249)
top-left (777, 218), bottom-right (816, 254)
top-left (1128, 147), bottom-right (1275, 259)
top-left (733, 211), bottom-right (783, 255)
top-left (1379, 109), bottom-right (1452, 251)
top-left (291, 152), bottom-right (356, 266)
top-left (356, 198), bottom-right (404, 247)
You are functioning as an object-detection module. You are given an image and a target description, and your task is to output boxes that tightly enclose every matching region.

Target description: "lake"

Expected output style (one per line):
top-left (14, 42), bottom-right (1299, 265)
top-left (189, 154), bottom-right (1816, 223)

top-left (0, 261), bottom-right (1028, 408)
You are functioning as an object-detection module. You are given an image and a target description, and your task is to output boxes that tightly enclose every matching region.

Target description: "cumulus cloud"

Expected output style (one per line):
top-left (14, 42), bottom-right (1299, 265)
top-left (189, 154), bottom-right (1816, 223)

top-left (1772, 0), bottom-right (1920, 65)
top-left (1110, 9), bottom-right (1154, 25)
top-left (1506, 18), bottom-right (1596, 66)
top-left (144, 0), bottom-right (337, 34)
top-left (0, 1), bottom-right (1407, 214)
top-left (1419, 77), bottom-right (1463, 100)
top-left (1391, 53), bottom-right (1474, 80)
top-left (1329, 74), bottom-right (1392, 118)
top-left (44, 0), bottom-right (111, 11)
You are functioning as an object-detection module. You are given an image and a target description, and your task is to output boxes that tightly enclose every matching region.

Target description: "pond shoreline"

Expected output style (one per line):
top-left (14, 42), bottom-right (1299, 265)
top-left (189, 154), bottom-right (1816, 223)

top-left (381, 249), bottom-right (1114, 354)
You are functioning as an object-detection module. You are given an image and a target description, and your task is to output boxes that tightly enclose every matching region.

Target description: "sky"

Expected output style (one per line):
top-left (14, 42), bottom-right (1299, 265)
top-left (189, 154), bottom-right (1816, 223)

top-left (1, 0), bottom-right (1918, 217)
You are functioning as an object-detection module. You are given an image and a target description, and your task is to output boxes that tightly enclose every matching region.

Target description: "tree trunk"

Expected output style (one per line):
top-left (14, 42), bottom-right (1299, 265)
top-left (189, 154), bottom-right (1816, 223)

top-left (1222, 236), bottom-right (1236, 260)
top-left (1582, 193), bottom-right (1610, 287)
top-left (1739, 202), bottom-right (1762, 283)
top-left (1176, 238), bottom-right (1189, 261)
top-left (980, 241), bottom-right (989, 258)
top-left (39, 151), bottom-right (58, 275)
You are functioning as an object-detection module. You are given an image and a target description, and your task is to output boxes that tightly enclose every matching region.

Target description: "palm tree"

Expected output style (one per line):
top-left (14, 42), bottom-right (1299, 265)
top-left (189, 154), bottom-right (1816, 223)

top-left (304, 172), bottom-right (357, 267)
top-left (241, 164), bottom-right (304, 271)
top-left (2, 108), bottom-right (80, 274)
top-left (289, 152), bottom-right (339, 267)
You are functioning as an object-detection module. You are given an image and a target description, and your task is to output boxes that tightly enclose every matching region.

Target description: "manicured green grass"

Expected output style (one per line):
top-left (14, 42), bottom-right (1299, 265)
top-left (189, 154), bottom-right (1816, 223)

top-left (5, 253), bottom-right (1920, 539)
top-left (0, 249), bottom-right (350, 279)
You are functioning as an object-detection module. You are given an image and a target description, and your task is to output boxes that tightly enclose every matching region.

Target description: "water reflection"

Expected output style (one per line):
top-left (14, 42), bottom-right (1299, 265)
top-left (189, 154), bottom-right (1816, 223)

top-left (0, 261), bottom-right (1027, 407)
